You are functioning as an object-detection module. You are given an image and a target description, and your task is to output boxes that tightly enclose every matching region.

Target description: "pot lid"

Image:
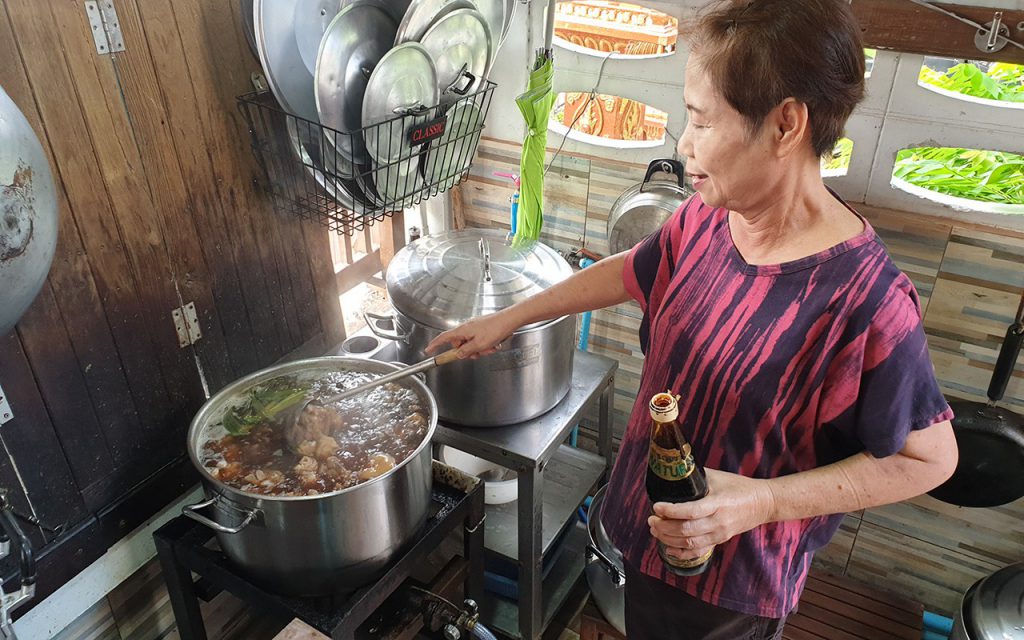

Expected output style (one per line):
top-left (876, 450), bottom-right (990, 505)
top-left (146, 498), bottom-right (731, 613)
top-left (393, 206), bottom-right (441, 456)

top-left (362, 43), bottom-right (439, 165)
top-left (254, 0), bottom-right (340, 122)
top-left (965, 563), bottom-right (1024, 640)
top-left (385, 229), bottom-right (572, 330)
top-left (422, 99), bottom-right (483, 191)
top-left (395, 0), bottom-right (476, 44)
top-left (315, 3), bottom-right (397, 164)
top-left (420, 8), bottom-right (492, 101)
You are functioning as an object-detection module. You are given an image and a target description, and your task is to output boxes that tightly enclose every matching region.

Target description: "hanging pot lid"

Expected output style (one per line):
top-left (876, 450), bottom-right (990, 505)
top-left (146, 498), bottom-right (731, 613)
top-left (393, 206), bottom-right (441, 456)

top-left (420, 8), bottom-right (492, 101)
top-left (341, 0), bottom-right (412, 24)
top-left (394, 0), bottom-right (476, 44)
top-left (367, 157), bottom-right (425, 210)
top-left (422, 99), bottom-right (483, 191)
top-left (963, 563), bottom-right (1024, 640)
top-left (500, 0), bottom-right (515, 47)
top-left (465, 0), bottom-right (504, 66)
top-left (385, 229), bottom-right (573, 330)
top-left (607, 158), bottom-right (693, 254)
top-left (0, 85), bottom-right (59, 336)
top-left (288, 117), bottom-right (377, 210)
top-left (254, 0), bottom-right (341, 122)
top-left (362, 43), bottom-right (439, 165)
top-left (315, 3), bottom-right (397, 164)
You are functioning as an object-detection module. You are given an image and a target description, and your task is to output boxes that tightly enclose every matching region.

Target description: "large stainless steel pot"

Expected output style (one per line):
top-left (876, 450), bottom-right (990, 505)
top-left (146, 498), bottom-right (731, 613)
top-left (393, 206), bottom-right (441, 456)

top-left (371, 229), bottom-right (575, 426)
top-left (950, 562), bottom-right (1024, 640)
top-left (184, 357), bottom-right (436, 595)
top-left (607, 158), bottom-right (693, 254)
top-left (584, 485), bottom-right (626, 635)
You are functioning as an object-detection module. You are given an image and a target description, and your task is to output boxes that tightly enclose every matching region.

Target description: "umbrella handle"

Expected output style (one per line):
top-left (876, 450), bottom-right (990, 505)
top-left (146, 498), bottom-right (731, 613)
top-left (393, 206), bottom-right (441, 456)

top-left (445, 67), bottom-right (477, 96)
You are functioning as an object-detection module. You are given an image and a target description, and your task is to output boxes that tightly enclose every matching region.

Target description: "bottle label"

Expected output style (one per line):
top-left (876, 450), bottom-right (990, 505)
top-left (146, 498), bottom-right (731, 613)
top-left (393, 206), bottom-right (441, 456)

top-left (660, 544), bottom-right (714, 569)
top-left (648, 442), bottom-right (695, 481)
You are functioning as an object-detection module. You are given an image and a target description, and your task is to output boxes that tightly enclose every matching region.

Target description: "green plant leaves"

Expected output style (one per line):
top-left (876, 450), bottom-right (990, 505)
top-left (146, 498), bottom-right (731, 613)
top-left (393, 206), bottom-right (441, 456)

top-left (918, 60), bottom-right (1024, 102)
top-left (894, 147), bottom-right (1024, 206)
top-left (222, 379), bottom-right (310, 436)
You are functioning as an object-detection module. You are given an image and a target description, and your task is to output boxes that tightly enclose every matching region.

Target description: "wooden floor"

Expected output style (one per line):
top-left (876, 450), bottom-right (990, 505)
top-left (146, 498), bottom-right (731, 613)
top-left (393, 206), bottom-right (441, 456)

top-left (783, 573), bottom-right (923, 640)
top-left (574, 570), bottom-right (923, 640)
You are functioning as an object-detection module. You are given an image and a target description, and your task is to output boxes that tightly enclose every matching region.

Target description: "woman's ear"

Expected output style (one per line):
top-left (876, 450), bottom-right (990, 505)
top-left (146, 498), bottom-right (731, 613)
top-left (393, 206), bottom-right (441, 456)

top-left (772, 98), bottom-right (810, 158)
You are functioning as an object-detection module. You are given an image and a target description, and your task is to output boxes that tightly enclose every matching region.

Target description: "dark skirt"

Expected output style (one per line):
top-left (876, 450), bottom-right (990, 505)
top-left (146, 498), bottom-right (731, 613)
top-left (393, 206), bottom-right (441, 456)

top-left (623, 562), bottom-right (787, 640)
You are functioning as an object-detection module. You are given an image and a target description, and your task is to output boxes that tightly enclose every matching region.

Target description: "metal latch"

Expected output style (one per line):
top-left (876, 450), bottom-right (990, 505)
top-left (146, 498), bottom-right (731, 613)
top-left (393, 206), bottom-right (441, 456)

top-left (85, 1), bottom-right (125, 55)
top-left (0, 384), bottom-right (11, 426)
top-left (172, 302), bottom-right (203, 348)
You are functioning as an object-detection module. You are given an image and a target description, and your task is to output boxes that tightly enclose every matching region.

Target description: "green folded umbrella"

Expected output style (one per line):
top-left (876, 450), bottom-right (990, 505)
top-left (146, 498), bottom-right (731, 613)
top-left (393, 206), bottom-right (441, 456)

top-left (514, 52), bottom-right (555, 245)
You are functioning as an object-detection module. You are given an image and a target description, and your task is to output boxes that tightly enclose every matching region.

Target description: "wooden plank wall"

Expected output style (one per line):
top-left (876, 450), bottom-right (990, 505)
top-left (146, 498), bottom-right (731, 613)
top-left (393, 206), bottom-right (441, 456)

top-left (0, 0), bottom-right (344, 611)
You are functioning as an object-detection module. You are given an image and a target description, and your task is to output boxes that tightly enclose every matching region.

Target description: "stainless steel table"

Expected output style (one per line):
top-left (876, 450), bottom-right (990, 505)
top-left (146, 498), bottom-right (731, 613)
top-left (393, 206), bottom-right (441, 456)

top-left (433, 350), bottom-right (617, 640)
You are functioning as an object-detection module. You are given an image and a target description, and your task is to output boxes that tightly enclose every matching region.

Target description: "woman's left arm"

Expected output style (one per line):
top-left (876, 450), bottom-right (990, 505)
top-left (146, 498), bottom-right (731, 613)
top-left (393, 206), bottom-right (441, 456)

top-left (649, 421), bottom-right (957, 560)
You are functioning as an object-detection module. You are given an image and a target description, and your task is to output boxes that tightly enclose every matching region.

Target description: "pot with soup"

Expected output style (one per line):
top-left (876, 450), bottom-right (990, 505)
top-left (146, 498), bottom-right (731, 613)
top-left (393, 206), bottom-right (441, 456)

top-left (184, 356), bottom-right (437, 595)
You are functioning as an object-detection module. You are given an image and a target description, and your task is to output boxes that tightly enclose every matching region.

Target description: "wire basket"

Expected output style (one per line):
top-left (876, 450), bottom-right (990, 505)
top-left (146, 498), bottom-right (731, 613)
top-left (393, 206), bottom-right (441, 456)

top-left (238, 76), bottom-right (495, 235)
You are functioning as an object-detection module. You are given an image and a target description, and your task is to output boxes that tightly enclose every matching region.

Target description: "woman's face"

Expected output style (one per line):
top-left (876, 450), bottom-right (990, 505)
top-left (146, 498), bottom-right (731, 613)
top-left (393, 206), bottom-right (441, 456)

top-left (677, 56), bottom-right (781, 211)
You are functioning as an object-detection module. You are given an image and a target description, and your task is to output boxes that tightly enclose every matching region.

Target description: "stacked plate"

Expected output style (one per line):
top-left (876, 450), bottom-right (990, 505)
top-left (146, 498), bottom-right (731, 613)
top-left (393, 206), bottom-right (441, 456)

top-left (246, 0), bottom-right (508, 212)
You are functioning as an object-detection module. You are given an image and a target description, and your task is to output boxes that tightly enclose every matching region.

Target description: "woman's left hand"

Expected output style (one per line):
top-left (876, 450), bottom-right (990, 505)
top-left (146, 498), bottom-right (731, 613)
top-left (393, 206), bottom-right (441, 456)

top-left (647, 468), bottom-right (777, 563)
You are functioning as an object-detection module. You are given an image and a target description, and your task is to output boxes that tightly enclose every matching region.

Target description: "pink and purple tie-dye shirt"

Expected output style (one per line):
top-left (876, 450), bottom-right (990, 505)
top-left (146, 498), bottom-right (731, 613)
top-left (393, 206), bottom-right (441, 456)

top-left (601, 193), bottom-right (953, 619)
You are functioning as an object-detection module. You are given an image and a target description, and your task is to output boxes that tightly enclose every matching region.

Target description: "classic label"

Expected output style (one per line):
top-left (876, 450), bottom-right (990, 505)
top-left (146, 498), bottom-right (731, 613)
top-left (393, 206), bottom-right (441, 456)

top-left (407, 115), bottom-right (448, 147)
top-left (648, 442), bottom-right (695, 481)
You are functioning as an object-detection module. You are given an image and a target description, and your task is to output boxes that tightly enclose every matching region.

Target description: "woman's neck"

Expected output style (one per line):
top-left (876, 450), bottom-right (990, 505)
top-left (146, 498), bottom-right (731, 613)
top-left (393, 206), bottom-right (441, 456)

top-left (728, 168), bottom-right (863, 265)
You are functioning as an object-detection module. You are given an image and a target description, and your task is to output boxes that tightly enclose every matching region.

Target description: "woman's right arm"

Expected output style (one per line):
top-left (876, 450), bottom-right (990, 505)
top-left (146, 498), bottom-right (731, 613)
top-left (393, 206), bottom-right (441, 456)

top-left (426, 250), bottom-right (633, 358)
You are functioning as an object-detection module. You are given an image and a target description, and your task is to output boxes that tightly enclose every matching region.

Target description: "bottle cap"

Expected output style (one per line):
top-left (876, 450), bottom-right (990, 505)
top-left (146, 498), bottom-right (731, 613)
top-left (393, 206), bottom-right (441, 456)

top-left (649, 391), bottom-right (679, 423)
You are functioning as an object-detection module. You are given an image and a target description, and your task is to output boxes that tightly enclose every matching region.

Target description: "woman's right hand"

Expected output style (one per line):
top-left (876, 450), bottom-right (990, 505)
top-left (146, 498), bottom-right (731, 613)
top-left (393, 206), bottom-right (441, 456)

top-left (425, 311), bottom-right (519, 360)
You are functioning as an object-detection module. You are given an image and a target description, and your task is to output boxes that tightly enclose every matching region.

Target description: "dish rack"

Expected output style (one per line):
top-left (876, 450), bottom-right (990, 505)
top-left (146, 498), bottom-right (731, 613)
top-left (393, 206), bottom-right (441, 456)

top-left (237, 78), bottom-right (495, 235)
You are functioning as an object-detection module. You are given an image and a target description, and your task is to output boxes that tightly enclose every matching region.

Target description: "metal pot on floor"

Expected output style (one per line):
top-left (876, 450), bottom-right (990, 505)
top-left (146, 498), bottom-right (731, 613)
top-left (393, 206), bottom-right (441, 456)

top-left (950, 562), bottom-right (1024, 640)
top-left (584, 485), bottom-right (626, 635)
top-left (369, 229), bottom-right (576, 426)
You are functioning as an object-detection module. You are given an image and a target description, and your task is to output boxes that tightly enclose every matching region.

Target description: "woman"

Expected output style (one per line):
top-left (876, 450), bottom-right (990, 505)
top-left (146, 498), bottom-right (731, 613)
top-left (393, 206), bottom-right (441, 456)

top-left (426, 1), bottom-right (958, 637)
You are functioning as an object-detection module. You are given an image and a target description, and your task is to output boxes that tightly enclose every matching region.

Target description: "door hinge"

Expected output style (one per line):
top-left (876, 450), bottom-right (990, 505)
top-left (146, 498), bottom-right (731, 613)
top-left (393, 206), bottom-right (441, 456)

top-left (85, 1), bottom-right (125, 55)
top-left (172, 302), bottom-right (203, 348)
top-left (0, 383), bottom-right (12, 425)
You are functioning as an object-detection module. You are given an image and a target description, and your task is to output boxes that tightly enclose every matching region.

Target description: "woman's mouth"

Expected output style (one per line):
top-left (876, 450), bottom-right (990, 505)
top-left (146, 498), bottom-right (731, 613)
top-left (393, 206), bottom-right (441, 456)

top-left (687, 173), bottom-right (708, 189)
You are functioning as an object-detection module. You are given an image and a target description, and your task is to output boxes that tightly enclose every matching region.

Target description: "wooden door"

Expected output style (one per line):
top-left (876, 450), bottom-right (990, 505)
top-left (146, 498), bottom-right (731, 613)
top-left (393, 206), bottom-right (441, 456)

top-left (0, 0), bottom-right (343, 608)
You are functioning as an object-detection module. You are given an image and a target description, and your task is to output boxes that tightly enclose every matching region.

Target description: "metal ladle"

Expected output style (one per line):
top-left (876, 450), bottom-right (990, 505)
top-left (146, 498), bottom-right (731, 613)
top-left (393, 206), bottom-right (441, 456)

top-left (282, 348), bottom-right (463, 443)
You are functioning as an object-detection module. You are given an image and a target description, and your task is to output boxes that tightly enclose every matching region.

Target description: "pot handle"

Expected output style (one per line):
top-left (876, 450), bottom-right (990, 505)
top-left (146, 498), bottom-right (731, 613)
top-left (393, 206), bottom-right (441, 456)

top-left (182, 496), bottom-right (259, 535)
top-left (585, 544), bottom-right (625, 588)
top-left (640, 158), bottom-right (686, 192)
top-left (987, 309), bottom-right (1024, 402)
top-left (364, 311), bottom-right (408, 342)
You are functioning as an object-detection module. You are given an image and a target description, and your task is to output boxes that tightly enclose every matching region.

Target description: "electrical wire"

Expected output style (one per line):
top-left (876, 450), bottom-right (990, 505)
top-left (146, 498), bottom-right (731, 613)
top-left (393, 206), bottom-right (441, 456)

top-left (906, 0), bottom-right (1024, 52)
top-left (543, 51), bottom-right (615, 177)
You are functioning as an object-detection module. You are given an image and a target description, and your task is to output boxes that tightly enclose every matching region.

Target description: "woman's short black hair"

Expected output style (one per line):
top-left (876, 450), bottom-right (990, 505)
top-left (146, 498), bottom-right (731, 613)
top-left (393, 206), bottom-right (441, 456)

top-left (684, 0), bottom-right (866, 157)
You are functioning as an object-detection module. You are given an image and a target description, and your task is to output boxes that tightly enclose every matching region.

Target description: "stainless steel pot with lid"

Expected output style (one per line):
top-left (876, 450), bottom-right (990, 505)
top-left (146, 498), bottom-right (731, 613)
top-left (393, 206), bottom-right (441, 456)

top-left (607, 158), bottom-right (694, 254)
top-left (371, 229), bottom-right (576, 426)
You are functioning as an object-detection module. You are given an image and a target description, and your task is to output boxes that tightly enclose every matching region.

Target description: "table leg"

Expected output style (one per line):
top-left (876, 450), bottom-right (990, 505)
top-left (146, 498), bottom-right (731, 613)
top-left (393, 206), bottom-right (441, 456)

top-left (464, 485), bottom-right (485, 604)
top-left (598, 377), bottom-right (614, 479)
top-left (517, 466), bottom-right (543, 640)
top-left (154, 533), bottom-right (207, 640)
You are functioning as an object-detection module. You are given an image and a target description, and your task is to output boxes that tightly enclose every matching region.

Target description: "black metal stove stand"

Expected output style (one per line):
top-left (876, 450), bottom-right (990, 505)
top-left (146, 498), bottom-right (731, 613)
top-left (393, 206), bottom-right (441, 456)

top-left (153, 464), bottom-right (485, 640)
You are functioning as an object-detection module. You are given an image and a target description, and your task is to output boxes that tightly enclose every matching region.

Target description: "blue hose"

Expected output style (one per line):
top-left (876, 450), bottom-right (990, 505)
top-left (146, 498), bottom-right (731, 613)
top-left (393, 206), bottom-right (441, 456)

top-left (923, 610), bottom-right (953, 637)
top-left (471, 622), bottom-right (499, 640)
top-left (922, 630), bottom-right (947, 640)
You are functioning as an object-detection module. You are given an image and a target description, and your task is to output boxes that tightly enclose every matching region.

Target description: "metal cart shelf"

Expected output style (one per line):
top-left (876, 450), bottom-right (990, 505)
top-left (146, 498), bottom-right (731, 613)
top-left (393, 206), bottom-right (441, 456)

top-left (432, 350), bottom-right (617, 640)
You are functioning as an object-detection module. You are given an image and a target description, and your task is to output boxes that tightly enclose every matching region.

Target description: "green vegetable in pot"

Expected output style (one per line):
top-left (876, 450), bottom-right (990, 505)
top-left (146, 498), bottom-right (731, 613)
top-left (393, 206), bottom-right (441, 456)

top-left (222, 378), bottom-right (309, 436)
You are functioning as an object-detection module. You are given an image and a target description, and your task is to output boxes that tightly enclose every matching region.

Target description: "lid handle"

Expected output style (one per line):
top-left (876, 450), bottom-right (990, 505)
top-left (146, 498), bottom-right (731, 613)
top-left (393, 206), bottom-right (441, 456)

top-left (479, 238), bottom-right (492, 283)
top-left (640, 158), bottom-right (686, 193)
